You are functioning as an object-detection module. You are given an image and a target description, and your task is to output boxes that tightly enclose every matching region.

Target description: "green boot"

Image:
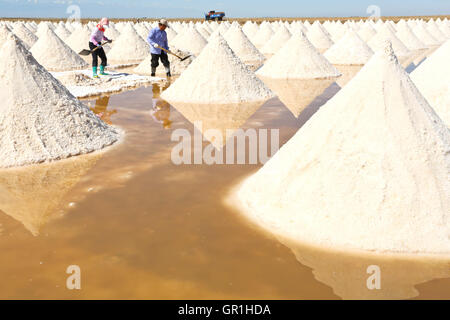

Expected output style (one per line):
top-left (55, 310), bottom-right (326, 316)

top-left (93, 67), bottom-right (99, 78)
top-left (99, 65), bottom-right (108, 76)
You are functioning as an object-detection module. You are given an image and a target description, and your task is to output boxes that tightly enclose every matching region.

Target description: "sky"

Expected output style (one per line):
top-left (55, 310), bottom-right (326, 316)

top-left (0, 0), bottom-right (449, 18)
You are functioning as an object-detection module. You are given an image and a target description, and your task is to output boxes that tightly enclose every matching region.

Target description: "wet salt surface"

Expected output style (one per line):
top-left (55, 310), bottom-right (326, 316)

top-left (0, 75), bottom-right (448, 299)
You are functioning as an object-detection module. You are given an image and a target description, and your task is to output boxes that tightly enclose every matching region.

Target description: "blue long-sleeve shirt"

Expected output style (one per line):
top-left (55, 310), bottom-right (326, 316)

top-left (147, 27), bottom-right (169, 55)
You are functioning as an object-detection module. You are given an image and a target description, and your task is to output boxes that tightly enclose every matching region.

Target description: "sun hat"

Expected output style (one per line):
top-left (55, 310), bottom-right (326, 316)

top-left (159, 19), bottom-right (169, 27)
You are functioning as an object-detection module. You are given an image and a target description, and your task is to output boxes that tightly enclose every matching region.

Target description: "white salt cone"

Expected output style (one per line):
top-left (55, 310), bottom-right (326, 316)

top-left (257, 31), bottom-right (341, 79)
top-left (324, 28), bottom-right (374, 65)
top-left (237, 41), bottom-right (450, 255)
top-left (30, 26), bottom-right (88, 71)
top-left (107, 24), bottom-right (150, 64)
top-left (0, 34), bottom-right (119, 168)
top-left (411, 39), bottom-right (450, 126)
top-left (161, 34), bottom-right (274, 104)
top-left (224, 25), bottom-right (265, 64)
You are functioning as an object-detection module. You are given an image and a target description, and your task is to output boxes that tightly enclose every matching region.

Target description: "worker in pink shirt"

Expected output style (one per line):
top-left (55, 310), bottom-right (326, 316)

top-left (89, 17), bottom-right (112, 78)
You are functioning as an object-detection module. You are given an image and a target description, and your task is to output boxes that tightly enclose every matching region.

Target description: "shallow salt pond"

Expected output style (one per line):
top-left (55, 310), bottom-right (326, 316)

top-left (0, 74), bottom-right (448, 299)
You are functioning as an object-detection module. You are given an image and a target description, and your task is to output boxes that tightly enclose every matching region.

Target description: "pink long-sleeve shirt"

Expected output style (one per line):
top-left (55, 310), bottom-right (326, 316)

top-left (90, 25), bottom-right (109, 46)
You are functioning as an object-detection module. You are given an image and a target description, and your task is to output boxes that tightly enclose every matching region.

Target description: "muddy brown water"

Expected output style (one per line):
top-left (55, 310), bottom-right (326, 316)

top-left (0, 75), bottom-right (448, 299)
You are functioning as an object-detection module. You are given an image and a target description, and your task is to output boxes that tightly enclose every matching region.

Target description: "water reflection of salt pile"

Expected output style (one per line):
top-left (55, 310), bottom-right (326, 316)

top-left (260, 78), bottom-right (335, 117)
top-left (334, 65), bottom-right (363, 87)
top-left (169, 101), bottom-right (263, 149)
top-left (0, 153), bottom-right (100, 236)
top-left (279, 236), bottom-right (450, 300)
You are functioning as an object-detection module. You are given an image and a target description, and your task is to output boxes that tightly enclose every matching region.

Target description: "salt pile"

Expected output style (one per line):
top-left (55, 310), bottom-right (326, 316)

top-left (0, 34), bottom-right (120, 168)
top-left (236, 42), bottom-right (450, 255)
top-left (224, 25), bottom-right (265, 65)
top-left (171, 27), bottom-right (207, 56)
top-left (412, 24), bottom-right (441, 46)
top-left (242, 21), bottom-right (259, 38)
top-left (65, 25), bottom-right (91, 54)
top-left (105, 24), bottom-right (121, 40)
top-left (260, 25), bottom-right (292, 55)
top-left (395, 21), bottom-right (428, 51)
top-left (411, 40), bottom-right (450, 126)
top-left (251, 23), bottom-right (274, 49)
top-left (368, 24), bottom-right (411, 59)
top-left (135, 24), bottom-right (150, 40)
top-left (12, 23), bottom-right (38, 49)
top-left (357, 24), bottom-right (377, 42)
top-left (0, 25), bottom-right (12, 46)
top-left (306, 22), bottom-right (334, 52)
top-left (107, 24), bottom-right (149, 64)
top-left (54, 23), bottom-right (72, 40)
top-left (165, 27), bottom-right (177, 42)
top-left (30, 26), bottom-right (88, 71)
top-left (323, 29), bottom-right (374, 65)
top-left (428, 20), bottom-right (449, 41)
top-left (257, 31), bottom-right (341, 79)
top-left (161, 34), bottom-right (273, 104)
top-left (196, 25), bottom-right (211, 39)
top-left (35, 22), bottom-right (54, 37)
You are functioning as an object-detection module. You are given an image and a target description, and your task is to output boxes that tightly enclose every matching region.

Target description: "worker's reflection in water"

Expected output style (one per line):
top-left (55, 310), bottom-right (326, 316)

top-left (150, 83), bottom-right (172, 129)
top-left (150, 99), bottom-right (172, 129)
top-left (90, 95), bottom-right (117, 124)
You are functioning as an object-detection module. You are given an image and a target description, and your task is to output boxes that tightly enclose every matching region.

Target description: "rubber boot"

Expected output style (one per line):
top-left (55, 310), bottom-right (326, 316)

top-left (151, 67), bottom-right (156, 77)
top-left (165, 67), bottom-right (171, 77)
top-left (93, 67), bottom-right (99, 78)
top-left (99, 65), bottom-right (108, 76)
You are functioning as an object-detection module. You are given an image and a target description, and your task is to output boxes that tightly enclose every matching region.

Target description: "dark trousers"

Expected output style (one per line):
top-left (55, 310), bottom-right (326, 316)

top-left (151, 52), bottom-right (170, 69)
top-left (89, 42), bottom-right (107, 68)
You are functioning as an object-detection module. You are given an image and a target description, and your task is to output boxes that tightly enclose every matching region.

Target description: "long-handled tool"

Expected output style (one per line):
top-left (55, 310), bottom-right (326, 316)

top-left (79, 40), bottom-right (112, 56)
top-left (155, 45), bottom-right (191, 62)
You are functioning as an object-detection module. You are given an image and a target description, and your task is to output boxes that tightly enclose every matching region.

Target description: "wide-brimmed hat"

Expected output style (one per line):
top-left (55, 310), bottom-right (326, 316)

top-left (159, 19), bottom-right (169, 27)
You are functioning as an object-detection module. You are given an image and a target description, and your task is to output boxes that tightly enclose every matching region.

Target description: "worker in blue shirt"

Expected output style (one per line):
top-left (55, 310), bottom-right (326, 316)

top-left (147, 19), bottom-right (171, 77)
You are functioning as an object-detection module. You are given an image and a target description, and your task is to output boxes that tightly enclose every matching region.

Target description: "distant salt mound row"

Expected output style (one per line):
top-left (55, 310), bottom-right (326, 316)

top-left (368, 24), bottom-right (411, 59)
top-left (411, 40), bottom-right (450, 126)
top-left (134, 48), bottom-right (195, 76)
top-left (427, 20), bottom-right (448, 42)
top-left (224, 25), bottom-right (265, 65)
top-left (306, 22), bottom-right (334, 52)
top-left (357, 24), bottom-right (377, 42)
top-left (395, 20), bottom-right (428, 51)
top-left (252, 23), bottom-right (274, 49)
top-left (107, 24), bottom-right (149, 64)
top-left (242, 21), bottom-right (259, 38)
top-left (323, 29), bottom-right (374, 65)
top-left (0, 34), bottom-right (120, 168)
top-left (30, 26), bottom-right (88, 71)
top-left (170, 27), bottom-right (207, 56)
top-left (257, 31), bottom-right (341, 79)
top-left (260, 25), bottom-right (292, 55)
top-left (413, 23), bottom-right (441, 46)
top-left (161, 34), bottom-right (274, 104)
top-left (237, 42), bottom-right (450, 255)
